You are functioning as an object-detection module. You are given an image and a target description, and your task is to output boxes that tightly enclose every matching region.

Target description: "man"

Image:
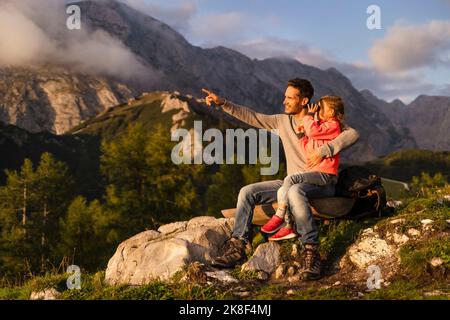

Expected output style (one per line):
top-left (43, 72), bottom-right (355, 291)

top-left (202, 78), bottom-right (359, 280)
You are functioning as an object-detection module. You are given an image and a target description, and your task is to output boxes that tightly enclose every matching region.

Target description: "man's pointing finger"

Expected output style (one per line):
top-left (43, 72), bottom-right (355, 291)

top-left (202, 88), bottom-right (212, 95)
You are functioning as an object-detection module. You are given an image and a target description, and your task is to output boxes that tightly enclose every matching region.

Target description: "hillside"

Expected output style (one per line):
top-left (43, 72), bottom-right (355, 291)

top-left (364, 149), bottom-right (450, 182)
top-left (2, 187), bottom-right (449, 301)
top-left (0, 66), bottom-right (134, 134)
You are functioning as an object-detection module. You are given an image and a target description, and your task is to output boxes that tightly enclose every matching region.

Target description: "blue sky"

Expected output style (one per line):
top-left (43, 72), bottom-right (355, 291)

top-left (127, 0), bottom-right (450, 103)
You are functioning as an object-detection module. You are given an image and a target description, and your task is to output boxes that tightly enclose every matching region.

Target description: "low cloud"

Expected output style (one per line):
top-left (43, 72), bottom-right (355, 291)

top-left (369, 20), bottom-right (450, 73)
top-left (0, 0), bottom-right (149, 79)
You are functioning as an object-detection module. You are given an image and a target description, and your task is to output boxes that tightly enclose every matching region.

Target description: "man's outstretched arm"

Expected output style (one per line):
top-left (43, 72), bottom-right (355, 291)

top-left (202, 88), bottom-right (280, 130)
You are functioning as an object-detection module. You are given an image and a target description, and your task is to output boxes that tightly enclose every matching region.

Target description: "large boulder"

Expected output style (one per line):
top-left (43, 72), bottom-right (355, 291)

top-left (105, 217), bottom-right (234, 285)
top-left (241, 242), bottom-right (281, 275)
top-left (345, 228), bottom-right (396, 270)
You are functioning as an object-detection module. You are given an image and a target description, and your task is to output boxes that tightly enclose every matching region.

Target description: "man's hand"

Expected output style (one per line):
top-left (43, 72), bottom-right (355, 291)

top-left (202, 88), bottom-right (225, 107)
top-left (307, 103), bottom-right (320, 114)
top-left (306, 150), bottom-right (324, 169)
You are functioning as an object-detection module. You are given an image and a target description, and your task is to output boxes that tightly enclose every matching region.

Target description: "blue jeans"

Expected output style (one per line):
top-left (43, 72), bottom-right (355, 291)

top-left (278, 172), bottom-right (337, 207)
top-left (232, 175), bottom-right (336, 245)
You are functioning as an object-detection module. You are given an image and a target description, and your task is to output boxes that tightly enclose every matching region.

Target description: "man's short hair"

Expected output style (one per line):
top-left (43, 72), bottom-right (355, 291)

top-left (287, 78), bottom-right (314, 102)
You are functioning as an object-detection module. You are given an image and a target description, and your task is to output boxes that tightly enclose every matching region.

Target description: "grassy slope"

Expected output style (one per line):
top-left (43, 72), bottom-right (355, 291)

top-left (2, 187), bottom-right (448, 300)
top-left (364, 149), bottom-right (450, 182)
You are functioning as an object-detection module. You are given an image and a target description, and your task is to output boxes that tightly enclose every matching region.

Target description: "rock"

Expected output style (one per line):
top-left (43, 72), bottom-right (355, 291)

top-left (389, 218), bottom-right (405, 225)
top-left (205, 270), bottom-right (238, 284)
top-left (424, 290), bottom-right (449, 297)
top-left (0, 67), bottom-right (133, 134)
top-left (158, 221), bottom-right (188, 234)
top-left (421, 219), bottom-right (434, 231)
top-left (161, 93), bottom-right (190, 113)
top-left (105, 217), bottom-right (234, 285)
top-left (387, 201), bottom-right (403, 208)
top-left (430, 257), bottom-right (444, 267)
top-left (241, 242), bottom-right (281, 275)
top-left (291, 244), bottom-right (299, 258)
top-left (386, 231), bottom-right (409, 245)
top-left (345, 228), bottom-right (395, 269)
top-left (333, 281), bottom-right (341, 286)
top-left (30, 288), bottom-right (60, 300)
top-left (421, 219), bottom-right (434, 225)
top-left (257, 271), bottom-right (269, 281)
top-left (286, 289), bottom-right (295, 295)
top-left (287, 275), bottom-right (301, 283)
top-left (187, 216), bottom-right (233, 230)
top-left (274, 263), bottom-right (287, 280)
top-left (233, 291), bottom-right (251, 298)
top-left (407, 228), bottom-right (421, 237)
top-left (111, 230), bottom-right (162, 264)
top-left (443, 195), bottom-right (450, 201)
top-left (287, 266), bottom-right (296, 277)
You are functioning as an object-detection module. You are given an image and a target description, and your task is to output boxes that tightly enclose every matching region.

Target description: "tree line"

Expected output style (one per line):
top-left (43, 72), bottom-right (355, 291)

top-left (0, 123), bottom-right (284, 283)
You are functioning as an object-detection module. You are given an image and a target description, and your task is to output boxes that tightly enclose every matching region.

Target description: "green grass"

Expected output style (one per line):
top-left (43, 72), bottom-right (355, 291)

top-left (375, 198), bottom-right (450, 235)
top-left (364, 279), bottom-right (449, 300)
top-left (400, 235), bottom-right (450, 278)
top-left (0, 271), bottom-right (233, 300)
top-left (253, 284), bottom-right (353, 300)
top-left (318, 219), bottom-right (378, 260)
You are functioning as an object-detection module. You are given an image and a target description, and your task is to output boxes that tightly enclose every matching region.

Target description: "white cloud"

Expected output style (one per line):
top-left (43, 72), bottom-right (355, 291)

top-left (0, 0), bottom-right (149, 79)
top-left (369, 20), bottom-right (450, 73)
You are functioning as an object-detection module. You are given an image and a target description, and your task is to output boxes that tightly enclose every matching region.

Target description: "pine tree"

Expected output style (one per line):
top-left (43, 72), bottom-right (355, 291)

top-left (101, 123), bottom-right (203, 238)
top-left (0, 153), bottom-right (74, 278)
top-left (59, 196), bottom-right (116, 269)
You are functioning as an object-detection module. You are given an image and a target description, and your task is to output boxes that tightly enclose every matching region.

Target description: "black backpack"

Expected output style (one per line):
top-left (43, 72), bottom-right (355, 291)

top-left (335, 166), bottom-right (388, 219)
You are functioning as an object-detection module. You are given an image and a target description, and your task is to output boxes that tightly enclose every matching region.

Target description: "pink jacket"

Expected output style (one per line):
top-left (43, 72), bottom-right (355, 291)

top-left (299, 115), bottom-right (341, 175)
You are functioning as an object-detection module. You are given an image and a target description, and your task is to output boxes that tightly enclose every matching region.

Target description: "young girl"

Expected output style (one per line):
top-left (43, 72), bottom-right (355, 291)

top-left (261, 96), bottom-right (345, 240)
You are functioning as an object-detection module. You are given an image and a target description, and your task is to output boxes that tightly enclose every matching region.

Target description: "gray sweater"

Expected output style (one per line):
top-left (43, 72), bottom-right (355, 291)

top-left (221, 101), bottom-right (360, 176)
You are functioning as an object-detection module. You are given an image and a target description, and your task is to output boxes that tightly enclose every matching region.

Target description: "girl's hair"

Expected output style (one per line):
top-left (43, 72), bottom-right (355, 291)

top-left (318, 95), bottom-right (345, 131)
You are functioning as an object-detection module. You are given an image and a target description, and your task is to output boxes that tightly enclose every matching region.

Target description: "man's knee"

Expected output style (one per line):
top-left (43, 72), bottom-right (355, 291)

top-left (238, 184), bottom-right (255, 202)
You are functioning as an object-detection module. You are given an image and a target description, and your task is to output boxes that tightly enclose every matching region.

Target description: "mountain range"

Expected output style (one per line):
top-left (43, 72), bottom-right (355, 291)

top-left (0, 0), bottom-right (448, 162)
top-left (362, 90), bottom-right (450, 151)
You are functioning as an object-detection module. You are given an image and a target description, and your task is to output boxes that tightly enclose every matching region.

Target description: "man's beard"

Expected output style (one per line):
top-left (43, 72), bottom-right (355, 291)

top-left (285, 105), bottom-right (304, 115)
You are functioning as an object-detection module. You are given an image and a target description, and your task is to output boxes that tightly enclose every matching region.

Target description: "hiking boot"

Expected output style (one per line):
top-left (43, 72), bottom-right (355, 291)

top-left (261, 215), bottom-right (285, 233)
top-left (268, 227), bottom-right (297, 241)
top-left (211, 237), bottom-right (249, 268)
top-left (300, 243), bottom-right (322, 280)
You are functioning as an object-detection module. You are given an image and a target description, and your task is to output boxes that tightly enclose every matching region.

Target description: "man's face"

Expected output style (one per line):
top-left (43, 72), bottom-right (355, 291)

top-left (283, 86), bottom-right (308, 115)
